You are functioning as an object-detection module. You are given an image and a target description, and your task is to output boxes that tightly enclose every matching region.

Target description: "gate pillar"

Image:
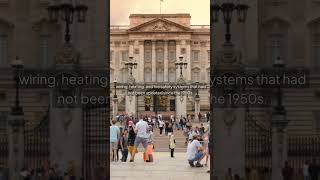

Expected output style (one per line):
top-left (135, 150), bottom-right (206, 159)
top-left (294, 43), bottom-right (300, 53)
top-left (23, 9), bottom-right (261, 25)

top-left (212, 42), bottom-right (246, 179)
top-left (7, 112), bottom-right (24, 180)
top-left (50, 43), bottom-right (83, 178)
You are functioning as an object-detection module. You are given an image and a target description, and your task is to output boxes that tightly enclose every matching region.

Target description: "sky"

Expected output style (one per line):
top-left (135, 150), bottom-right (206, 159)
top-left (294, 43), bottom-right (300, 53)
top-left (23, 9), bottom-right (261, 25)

top-left (110, 0), bottom-right (210, 25)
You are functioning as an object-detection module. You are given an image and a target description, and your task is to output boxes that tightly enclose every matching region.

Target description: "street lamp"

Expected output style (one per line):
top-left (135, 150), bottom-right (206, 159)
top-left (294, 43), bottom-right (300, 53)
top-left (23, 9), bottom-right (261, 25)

top-left (175, 55), bottom-right (188, 78)
top-left (211, 0), bottom-right (249, 43)
top-left (194, 81), bottom-right (201, 122)
top-left (47, 0), bottom-right (88, 43)
top-left (11, 56), bottom-right (24, 115)
top-left (113, 79), bottom-right (118, 99)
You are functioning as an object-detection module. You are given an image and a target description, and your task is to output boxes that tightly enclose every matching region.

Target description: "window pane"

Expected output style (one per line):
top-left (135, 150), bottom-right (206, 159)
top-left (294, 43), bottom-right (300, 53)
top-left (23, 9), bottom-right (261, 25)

top-left (121, 51), bottom-right (128, 61)
top-left (192, 50), bottom-right (200, 61)
top-left (0, 35), bottom-right (8, 66)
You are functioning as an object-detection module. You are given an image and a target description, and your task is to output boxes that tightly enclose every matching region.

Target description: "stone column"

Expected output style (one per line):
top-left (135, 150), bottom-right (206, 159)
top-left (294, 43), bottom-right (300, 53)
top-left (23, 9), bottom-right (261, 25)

top-left (50, 108), bottom-right (82, 178)
top-left (176, 96), bottom-right (187, 118)
top-left (7, 113), bottom-right (24, 180)
top-left (186, 40), bottom-right (191, 81)
top-left (176, 41), bottom-right (181, 79)
top-left (152, 40), bottom-right (156, 82)
top-left (129, 40), bottom-right (134, 57)
top-left (112, 97), bottom-right (118, 119)
top-left (194, 96), bottom-right (200, 122)
top-left (164, 40), bottom-right (168, 82)
top-left (139, 40), bottom-right (144, 82)
top-left (272, 127), bottom-right (288, 180)
top-left (125, 95), bottom-right (136, 117)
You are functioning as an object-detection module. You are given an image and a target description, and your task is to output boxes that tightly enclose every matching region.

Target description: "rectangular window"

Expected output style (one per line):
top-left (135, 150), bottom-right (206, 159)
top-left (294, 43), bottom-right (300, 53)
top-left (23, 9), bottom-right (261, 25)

top-left (121, 51), bottom-right (128, 61)
top-left (192, 50), bottom-right (200, 61)
top-left (0, 35), bottom-right (8, 66)
top-left (192, 72), bottom-right (200, 82)
top-left (169, 51), bottom-right (176, 61)
top-left (40, 35), bottom-right (50, 68)
top-left (156, 49), bottom-right (164, 62)
top-left (207, 50), bottom-right (210, 61)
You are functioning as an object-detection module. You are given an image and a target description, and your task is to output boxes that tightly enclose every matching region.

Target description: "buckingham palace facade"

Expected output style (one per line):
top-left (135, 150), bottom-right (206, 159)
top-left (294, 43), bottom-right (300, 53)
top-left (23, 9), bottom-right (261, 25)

top-left (110, 14), bottom-right (210, 118)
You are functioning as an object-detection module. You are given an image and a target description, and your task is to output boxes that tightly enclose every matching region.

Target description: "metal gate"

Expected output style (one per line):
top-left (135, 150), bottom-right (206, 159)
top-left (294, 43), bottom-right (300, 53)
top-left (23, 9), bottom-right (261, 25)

top-left (245, 108), bottom-right (272, 172)
top-left (24, 108), bottom-right (50, 169)
top-left (82, 103), bottom-right (108, 180)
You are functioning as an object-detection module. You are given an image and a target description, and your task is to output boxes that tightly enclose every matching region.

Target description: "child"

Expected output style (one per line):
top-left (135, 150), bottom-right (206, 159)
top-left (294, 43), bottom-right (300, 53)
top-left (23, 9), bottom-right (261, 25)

top-left (169, 133), bottom-right (176, 158)
top-left (120, 129), bottom-right (129, 162)
top-left (146, 125), bottom-right (154, 162)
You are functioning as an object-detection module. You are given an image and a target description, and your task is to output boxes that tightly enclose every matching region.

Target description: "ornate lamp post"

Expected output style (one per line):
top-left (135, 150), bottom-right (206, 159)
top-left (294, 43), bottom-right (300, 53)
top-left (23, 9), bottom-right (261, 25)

top-left (125, 56), bottom-right (138, 84)
top-left (47, 0), bottom-right (88, 43)
top-left (194, 81), bottom-right (201, 122)
top-left (8, 56), bottom-right (25, 180)
top-left (271, 56), bottom-right (289, 180)
top-left (125, 57), bottom-right (138, 116)
top-left (211, 0), bottom-right (249, 43)
top-left (175, 55), bottom-right (188, 102)
top-left (112, 79), bottom-right (118, 120)
top-left (175, 55), bottom-right (188, 80)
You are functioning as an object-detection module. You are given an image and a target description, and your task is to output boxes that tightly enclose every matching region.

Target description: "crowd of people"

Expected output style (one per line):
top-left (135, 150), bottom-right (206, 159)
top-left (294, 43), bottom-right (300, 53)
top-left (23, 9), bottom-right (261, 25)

top-left (110, 113), bottom-right (210, 171)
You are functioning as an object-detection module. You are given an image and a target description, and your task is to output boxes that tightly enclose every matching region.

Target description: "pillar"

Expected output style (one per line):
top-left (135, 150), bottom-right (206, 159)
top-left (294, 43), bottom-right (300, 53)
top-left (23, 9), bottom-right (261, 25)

top-left (176, 96), bottom-right (187, 117)
top-left (125, 95), bottom-right (136, 117)
top-left (7, 113), bottom-right (24, 180)
top-left (139, 40), bottom-right (144, 82)
top-left (152, 40), bottom-right (156, 82)
top-left (176, 41), bottom-right (181, 79)
top-left (186, 40), bottom-right (191, 81)
top-left (112, 97), bottom-right (118, 119)
top-left (164, 40), bottom-right (168, 82)
top-left (194, 98), bottom-right (200, 122)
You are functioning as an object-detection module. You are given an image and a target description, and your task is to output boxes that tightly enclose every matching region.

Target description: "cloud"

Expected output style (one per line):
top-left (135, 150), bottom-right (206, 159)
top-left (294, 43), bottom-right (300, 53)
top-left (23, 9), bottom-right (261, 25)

top-left (110, 0), bottom-right (210, 25)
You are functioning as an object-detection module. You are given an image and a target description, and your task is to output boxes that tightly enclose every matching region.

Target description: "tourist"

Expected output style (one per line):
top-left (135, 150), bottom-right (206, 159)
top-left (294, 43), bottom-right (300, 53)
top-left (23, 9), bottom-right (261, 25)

top-left (179, 117), bottom-right (184, 130)
top-left (116, 127), bottom-right (123, 161)
top-left (167, 121), bottom-right (173, 135)
top-left (309, 159), bottom-right (319, 180)
top-left (110, 119), bottom-right (120, 162)
top-left (303, 160), bottom-right (310, 180)
top-left (165, 120), bottom-right (169, 136)
top-left (186, 135), bottom-right (205, 168)
top-left (146, 125), bottom-right (154, 162)
top-left (158, 119), bottom-right (165, 136)
top-left (169, 133), bottom-right (176, 158)
top-left (127, 121), bottom-right (136, 162)
top-left (199, 123), bottom-right (205, 137)
top-left (131, 117), bottom-right (149, 162)
top-left (120, 129), bottom-right (129, 162)
top-left (282, 161), bottom-right (293, 180)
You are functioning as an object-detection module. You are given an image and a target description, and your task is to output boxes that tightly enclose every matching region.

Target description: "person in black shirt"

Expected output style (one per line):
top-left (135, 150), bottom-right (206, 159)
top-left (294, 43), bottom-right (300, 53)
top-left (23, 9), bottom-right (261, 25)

top-left (127, 122), bottom-right (136, 162)
top-left (309, 158), bottom-right (319, 180)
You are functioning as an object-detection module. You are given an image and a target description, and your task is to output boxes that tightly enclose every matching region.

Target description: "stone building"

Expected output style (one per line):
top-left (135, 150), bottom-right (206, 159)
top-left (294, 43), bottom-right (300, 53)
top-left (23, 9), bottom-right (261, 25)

top-left (110, 14), bottom-right (210, 118)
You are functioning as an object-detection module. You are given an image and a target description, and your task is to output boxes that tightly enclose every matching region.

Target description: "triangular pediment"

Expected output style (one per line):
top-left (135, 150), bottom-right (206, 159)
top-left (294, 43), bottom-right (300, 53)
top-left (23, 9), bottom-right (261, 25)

top-left (128, 18), bottom-right (191, 33)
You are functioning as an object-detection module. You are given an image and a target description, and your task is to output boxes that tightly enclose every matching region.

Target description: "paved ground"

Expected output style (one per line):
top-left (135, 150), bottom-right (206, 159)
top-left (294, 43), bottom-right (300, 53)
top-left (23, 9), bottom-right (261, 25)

top-left (110, 152), bottom-right (210, 180)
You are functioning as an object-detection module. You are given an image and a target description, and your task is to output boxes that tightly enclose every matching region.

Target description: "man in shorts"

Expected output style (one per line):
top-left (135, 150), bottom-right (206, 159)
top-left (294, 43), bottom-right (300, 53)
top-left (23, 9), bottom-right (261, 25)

top-left (187, 135), bottom-right (205, 167)
top-left (130, 116), bottom-right (149, 162)
top-left (110, 119), bottom-right (120, 161)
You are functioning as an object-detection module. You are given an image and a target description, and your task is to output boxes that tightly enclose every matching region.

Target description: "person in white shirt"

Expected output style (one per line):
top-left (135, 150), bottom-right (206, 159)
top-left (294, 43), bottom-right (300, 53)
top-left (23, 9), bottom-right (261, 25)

top-left (303, 160), bottom-right (310, 180)
top-left (130, 118), bottom-right (149, 162)
top-left (158, 119), bottom-right (165, 136)
top-left (186, 135), bottom-right (205, 167)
